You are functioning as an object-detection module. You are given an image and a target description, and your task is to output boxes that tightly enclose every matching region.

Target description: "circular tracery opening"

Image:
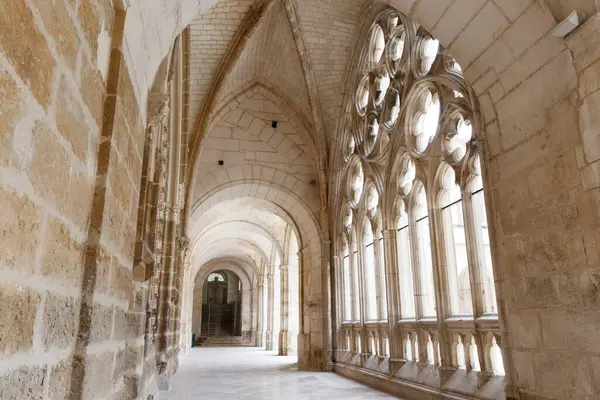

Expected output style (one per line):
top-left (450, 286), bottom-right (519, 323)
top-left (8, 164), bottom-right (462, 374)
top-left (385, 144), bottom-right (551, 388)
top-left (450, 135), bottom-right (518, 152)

top-left (366, 184), bottom-right (380, 217)
top-left (444, 114), bottom-right (473, 162)
top-left (363, 114), bottom-right (380, 155)
top-left (343, 203), bottom-right (353, 230)
top-left (375, 70), bottom-right (391, 106)
top-left (398, 155), bottom-right (416, 195)
top-left (371, 25), bottom-right (386, 66)
top-left (419, 37), bottom-right (439, 74)
top-left (390, 31), bottom-right (405, 62)
top-left (348, 162), bottom-right (365, 205)
top-left (382, 88), bottom-right (401, 129)
top-left (356, 74), bottom-right (370, 115)
top-left (413, 88), bottom-right (440, 153)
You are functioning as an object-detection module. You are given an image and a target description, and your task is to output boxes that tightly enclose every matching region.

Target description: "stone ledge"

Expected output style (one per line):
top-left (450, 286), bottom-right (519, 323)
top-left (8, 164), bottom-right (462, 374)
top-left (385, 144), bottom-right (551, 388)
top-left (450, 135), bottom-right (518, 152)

top-left (335, 362), bottom-right (495, 400)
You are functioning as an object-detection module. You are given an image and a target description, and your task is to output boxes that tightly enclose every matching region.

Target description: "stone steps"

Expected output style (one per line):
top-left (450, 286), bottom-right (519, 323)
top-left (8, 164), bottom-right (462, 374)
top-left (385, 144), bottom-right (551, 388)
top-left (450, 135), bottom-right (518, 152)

top-left (195, 336), bottom-right (254, 347)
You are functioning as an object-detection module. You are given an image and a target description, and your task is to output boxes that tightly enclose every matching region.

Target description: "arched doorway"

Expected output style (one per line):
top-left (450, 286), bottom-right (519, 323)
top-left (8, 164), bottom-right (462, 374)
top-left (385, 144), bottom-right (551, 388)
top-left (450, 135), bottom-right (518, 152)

top-left (200, 270), bottom-right (242, 337)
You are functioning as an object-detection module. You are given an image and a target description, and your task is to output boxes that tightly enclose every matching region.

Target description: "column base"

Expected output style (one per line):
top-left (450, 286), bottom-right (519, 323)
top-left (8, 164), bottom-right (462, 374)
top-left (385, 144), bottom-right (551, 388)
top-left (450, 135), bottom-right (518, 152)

top-left (156, 351), bottom-right (179, 391)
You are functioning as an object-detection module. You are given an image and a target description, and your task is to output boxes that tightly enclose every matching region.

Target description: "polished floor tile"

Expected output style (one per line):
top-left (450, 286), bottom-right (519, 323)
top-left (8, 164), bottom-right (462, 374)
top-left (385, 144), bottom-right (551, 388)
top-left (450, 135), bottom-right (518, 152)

top-left (161, 347), bottom-right (399, 400)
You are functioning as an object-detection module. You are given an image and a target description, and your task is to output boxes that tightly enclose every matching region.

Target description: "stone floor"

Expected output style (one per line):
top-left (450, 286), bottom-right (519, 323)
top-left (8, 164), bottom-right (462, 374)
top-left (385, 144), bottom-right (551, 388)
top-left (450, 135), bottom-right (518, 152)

top-left (161, 347), bottom-right (399, 399)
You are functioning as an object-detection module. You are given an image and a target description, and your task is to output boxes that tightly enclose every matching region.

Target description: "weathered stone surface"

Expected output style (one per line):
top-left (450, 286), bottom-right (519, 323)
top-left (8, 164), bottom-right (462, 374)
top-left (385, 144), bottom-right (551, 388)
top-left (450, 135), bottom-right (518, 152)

top-left (40, 216), bottom-right (83, 287)
top-left (109, 264), bottom-right (133, 304)
top-left (42, 293), bottom-right (78, 350)
top-left (507, 311), bottom-right (541, 349)
top-left (510, 351), bottom-right (535, 390)
top-left (79, 56), bottom-right (106, 128)
top-left (580, 88), bottom-right (600, 164)
top-left (111, 308), bottom-right (127, 341)
top-left (65, 169), bottom-right (93, 231)
top-left (534, 352), bottom-right (594, 399)
top-left (77, 0), bottom-right (101, 60)
top-left (0, 284), bottom-right (40, 357)
top-left (48, 358), bottom-right (72, 400)
top-left (126, 312), bottom-right (143, 339)
top-left (112, 348), bottom-right (127, 385)
top-left (94, 245), bottom-right (112, 295)
top-left (32, 0), bottom-right (80, 71)
top-left (497, 50), bottom-right (577, 149)
top-left (28, 121), bottom-right (70, 209)
top-left (89, 304), bottom-right (114, 343)
top-left (56, 77), bottom-right (89, 163)
top-left (0, 0), bottom-right (55, 107)
top-left (0, 365), bottom-right (46, 399)
top-left (0, 189), bottom-right (42, 274)
top-left (116, 63), bottom-right (141, 141)
top-left (0, 69), bottom-right (21, 167)
top-left (82, 351), bottom-right (113, 400)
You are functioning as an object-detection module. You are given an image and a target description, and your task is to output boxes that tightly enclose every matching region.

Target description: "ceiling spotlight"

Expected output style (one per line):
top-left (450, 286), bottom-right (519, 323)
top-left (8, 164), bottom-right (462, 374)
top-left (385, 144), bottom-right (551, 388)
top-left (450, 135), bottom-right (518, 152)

top-left (309, 180), bottom-right (316, 187)
top-left (551, 10), bottom-right (586, 37)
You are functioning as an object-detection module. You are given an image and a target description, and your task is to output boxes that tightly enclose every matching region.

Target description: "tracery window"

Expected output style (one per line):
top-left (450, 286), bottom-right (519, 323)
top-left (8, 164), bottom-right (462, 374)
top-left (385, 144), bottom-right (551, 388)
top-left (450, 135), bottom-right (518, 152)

top-left (363, 218), bottom-right (378, 320)
top-left (438, 164), bottom-right (472, 316)
top-left (335, 7), bottom-right (504, 384)
top-left (395, 200), bottom-right (415, 319)
top-left (208, 272), bottom-right (225, 282)
top-left (342, 235), bottom-right (352, 321)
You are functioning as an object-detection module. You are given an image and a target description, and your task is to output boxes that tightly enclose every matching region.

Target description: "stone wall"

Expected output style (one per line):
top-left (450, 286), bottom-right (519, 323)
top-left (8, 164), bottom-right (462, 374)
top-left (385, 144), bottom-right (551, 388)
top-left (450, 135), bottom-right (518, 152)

top-left (455, 6), bottom-right (600, 400)
top-left (0, 1), bottom-right (155, 398)
top-left (327, 1), bottom-right (600, 399)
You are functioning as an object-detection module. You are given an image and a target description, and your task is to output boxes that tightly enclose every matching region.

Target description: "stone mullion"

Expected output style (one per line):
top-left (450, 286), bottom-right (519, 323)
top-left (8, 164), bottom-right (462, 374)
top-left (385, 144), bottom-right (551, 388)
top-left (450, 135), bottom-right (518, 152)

top-left (460, 189), bottom-right (490, 375)
top-left (331, 254), bottom-right (344, 356)
top-left (461, 191), bottom-right (485, 318)
top-left (382, 229), bottom-right (402, 371)
top-left (428, 192), bottom-right (454, 371)
top-left (278, 265), bottom-right (289, 355)
top-left (349, 243), bottom-right (360, 324)
top-left (356, 232), bottom-right (368, 360)
top-left (373, 232), bottom-right (386, 322)
top-left (406, 212), bottom-right (425, 364)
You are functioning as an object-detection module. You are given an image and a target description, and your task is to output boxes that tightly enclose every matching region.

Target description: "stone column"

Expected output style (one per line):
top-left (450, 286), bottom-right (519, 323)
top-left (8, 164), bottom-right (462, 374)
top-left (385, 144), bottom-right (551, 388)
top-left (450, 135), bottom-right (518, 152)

top-left (321, 240), bottom-right (334, 371)
top-left (382, 229), bottom-right (402, 372)
top-left (278, 265), bottom-right (289, 355)
top-left (266, 273), bottom-right (274, 351)
top-left (256, 278), bottom-right (265, 347)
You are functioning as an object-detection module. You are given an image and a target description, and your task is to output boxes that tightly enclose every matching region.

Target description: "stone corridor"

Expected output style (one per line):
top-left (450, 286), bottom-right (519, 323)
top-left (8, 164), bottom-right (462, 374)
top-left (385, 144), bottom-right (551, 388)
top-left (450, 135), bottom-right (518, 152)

top-left (3, 0), bottom-right (600, 399)
top-left (162, 348), bottom-right (397, 400)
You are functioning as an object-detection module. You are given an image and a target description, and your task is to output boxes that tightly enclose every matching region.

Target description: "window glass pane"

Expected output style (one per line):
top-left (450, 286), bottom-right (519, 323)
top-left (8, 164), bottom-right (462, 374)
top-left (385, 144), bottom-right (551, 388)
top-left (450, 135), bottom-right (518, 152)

top-left (343, 255), bottom-right (352, 320)
top-left (364, 221), bottom-right (378, 320)
top-left (364, 244), bottom-right (378, 320)
top-left (378, 237), bottom-right (388, 320)
top-left (473, 189), bottom-right (498, 314)
top-left (416, 216), bottom-right (436, 317)
top-left (443, 201), bottom-right (473, 315)
top-left (397, 225), bottom-right (415, 318)
top-left (208, 272), bottom-right (225, 282)
top-left (352, 250), bottom-right (361, 320)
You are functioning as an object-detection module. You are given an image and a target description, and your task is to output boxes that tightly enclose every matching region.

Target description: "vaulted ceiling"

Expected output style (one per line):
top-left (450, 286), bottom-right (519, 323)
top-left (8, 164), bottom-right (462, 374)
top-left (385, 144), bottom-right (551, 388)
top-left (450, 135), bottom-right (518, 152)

top-left (179, 0), bottom-right (599, 279)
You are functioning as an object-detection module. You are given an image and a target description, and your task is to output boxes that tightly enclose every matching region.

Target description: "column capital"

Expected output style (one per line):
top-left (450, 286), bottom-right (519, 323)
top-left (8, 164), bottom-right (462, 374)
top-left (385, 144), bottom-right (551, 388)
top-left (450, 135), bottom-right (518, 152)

top-left (381, 229), bottom-right (396, 239)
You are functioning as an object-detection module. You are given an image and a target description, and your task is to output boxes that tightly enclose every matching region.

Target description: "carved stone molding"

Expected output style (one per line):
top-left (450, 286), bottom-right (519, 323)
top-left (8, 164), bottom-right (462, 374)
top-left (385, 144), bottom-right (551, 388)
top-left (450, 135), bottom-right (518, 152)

top-left (147, 92), bottom-right (170, 129)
